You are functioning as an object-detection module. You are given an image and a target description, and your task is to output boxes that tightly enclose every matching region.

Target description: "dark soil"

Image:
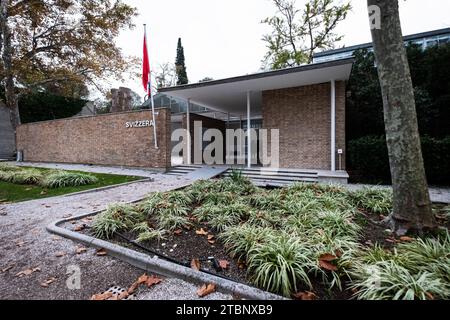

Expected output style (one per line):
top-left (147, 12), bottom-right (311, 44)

top-left (65, 204), bottom-right (450, 301)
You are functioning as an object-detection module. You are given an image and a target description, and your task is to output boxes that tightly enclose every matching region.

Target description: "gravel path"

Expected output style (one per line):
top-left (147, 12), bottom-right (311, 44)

top-left (0, 175), bottom-right (231, 300)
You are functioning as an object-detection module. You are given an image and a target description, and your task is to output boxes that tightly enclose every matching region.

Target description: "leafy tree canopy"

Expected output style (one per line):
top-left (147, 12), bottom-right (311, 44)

top-left (262, 0), bottom-right (351, 70)
top-left (0, 0), bottom-right (138, 98)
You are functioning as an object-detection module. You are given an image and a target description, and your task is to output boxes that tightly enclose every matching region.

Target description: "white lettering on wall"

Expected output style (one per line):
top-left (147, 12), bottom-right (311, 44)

top-left (125, 120), bottom-right (154, 129)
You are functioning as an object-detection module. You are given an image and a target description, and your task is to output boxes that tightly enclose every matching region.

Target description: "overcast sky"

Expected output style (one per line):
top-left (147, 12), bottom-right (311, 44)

top-left (112, 0), bottom-right (450, 98)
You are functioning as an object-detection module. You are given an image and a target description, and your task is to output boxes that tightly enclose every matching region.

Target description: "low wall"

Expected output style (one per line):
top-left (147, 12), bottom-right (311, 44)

top-left (16, 109), bottom-right (171, 169)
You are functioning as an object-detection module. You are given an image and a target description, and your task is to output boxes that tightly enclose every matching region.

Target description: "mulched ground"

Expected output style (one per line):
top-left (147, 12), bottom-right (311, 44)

top-left (65, 205), bottom-right (450, 300)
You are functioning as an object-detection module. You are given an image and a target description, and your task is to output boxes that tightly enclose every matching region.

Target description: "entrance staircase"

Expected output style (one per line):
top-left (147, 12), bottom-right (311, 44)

top-left (167, 165), bottom-right (319, 187)
top-left (222, 167), bottom-right (319, 187)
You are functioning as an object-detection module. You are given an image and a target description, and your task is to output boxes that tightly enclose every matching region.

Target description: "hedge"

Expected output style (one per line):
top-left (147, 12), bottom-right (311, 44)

top-left (348, 135), bottom-right (450, 185)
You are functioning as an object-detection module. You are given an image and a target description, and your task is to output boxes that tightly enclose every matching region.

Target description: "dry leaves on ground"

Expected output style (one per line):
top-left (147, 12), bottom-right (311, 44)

top-left (16, 240), bottom-right (27, 247)
top-left (1, 266), bottom-right (14, 273)
top-left (191, 259), bottom-right (201, 271)
top-left (40, 277), bottom-right (57, 288)
top-left (16, 267), bottom-right (41, 278)
top-left (73, 225), bottom-right (85, 232)
top-left (400, 236), bottom-right (415, 242)
top-left (293, 291), bottom-right (317, 300)
top-left (174, 229), bottom-right (183, 236)
top-left (76, 247), bottom-right (87, 255)
top-left (128, 274), bottom-right (163, 295)
top-left (196, 228), bottom-right (208, 236)
top-left (197, 283), bottom-right (217, 298)
top-left (219, 260), bottom-right (230, 270)
top-left (318, 253), bottom-right (338, 272)
top-left (96, 249), bottom-right (108, 256)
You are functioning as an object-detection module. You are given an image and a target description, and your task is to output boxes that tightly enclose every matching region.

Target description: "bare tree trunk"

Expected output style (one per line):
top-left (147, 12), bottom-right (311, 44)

top-left (1, 0), bottom-right (20, 154)
top-left (367, 0), bottom-right (436, 235)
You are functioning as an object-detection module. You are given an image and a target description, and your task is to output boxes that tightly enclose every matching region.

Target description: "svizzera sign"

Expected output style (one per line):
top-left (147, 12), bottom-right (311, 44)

top-left (125, 120), bottom-right (155, 129)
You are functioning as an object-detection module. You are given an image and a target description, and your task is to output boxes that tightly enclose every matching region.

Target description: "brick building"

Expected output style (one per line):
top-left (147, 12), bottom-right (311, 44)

top-left (16, 59), bottom-right (353, 182)
top-left (159, 58), bottom-right (353, 182)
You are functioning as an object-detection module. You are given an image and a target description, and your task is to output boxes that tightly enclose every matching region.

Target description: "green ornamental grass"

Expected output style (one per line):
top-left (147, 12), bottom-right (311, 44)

top-left (42, 171), bottom-right (98, 188)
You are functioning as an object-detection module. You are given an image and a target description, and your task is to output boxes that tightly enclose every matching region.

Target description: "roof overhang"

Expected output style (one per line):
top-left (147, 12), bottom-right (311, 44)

top-left (159, 58), bottom-right (354, 117)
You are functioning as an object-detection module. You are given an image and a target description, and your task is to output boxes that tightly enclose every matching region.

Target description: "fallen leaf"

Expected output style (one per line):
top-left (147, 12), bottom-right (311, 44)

top-left (52, 236), bottom-right (61, 241)
top-left (319, 253), bottom-right (338, 262)
top-left (319, 260), bottom-right (338, 272)
top-left (385, 238), bottom-right (396, 243)
top-left (1, 266), bottom-right (14, 273)
top-left (400, 236), bottom-right (414, 242)
top-left (219, 260), bottom-right (230, 270)
top-left (196, 228), bottom-right (208, 236)
top-left (425, 292), bottom-right (435, 300)
top-left (174, 229), bottom-right (183, 236)
top-left (335, 250), bottom-right (344, 258)
top-left (73, 225), bottom-right (85, 232)
top-left (191, 259), bottom-right (201, 271)
top-left (76, 247), bottom-right (87, 255)
top-left (197, 283), bottom-right (216, 298)
top-left (208, 240), bottom-right (216, 245)
top-left (146, 275), bottom-right (162, 287)
top-left (15, 267), bottom-right (41, 278)
top-left (40, 191), bottom-right (47, 195)
top-left (55, 252), bottom-right (66, 258)
top-left (16, 240), bottom-right (27, 247)
top-left (91, 292), bottom-right (113, 301)
top-left (293, 291), bottom-right (317, 300)
top-left (96, 249), bottom-right (107, 256)
top-left (40, 277), bottom-right (57, 288)
top-left (207, 234), bottom-right (215, 241)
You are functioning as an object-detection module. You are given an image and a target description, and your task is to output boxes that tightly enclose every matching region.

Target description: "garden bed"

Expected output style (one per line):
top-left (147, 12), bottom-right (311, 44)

top-left (0, 164), bottom-right (142, 203)
top-left (64, 176), bottom-right (450, 300)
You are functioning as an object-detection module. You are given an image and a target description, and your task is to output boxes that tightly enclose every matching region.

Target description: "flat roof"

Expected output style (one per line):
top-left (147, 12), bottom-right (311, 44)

top-left (159, 58), bottom-right (353, 116)
top-left (314, 27), bottom-right (450, 58)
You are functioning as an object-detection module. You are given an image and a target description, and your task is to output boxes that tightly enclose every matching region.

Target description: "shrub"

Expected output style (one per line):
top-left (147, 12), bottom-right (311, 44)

top-left (92, 204), bottom-right (144, 239)
top-left (219, 224), bottom-right (275, 261)
top-left (348, 135), bottom-right (450, 185)
top-left (350, 261), bottom-right (447, 300)
top-left (3, 169), bottom-right (43, 185)
top-left (247, 234), bottom-right (314, 297)
top-left (349, 187), bottom-right (393, 215)
top-left (350, 232), bottom-right (450, 300)
top-left (42, 171), bottom-right (98, 188)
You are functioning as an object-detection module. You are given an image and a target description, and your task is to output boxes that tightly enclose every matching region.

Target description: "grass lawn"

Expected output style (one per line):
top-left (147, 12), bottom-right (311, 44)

top-left (0, 167), bottom-right (142, 203)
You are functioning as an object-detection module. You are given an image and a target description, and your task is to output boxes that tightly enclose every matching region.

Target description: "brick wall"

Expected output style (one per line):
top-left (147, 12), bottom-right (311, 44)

top-left (16, 109), bottom-right (171, 169)
top-left (262, 81), bottom-right (346, 170)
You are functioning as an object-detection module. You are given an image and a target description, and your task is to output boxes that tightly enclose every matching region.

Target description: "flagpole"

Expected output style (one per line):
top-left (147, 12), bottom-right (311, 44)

top-left (144, 24), bottom-right (159, 149)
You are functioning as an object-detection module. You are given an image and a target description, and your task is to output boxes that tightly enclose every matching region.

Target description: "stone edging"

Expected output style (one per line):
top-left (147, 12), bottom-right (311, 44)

top-left (46, 211), bottom-right (286, 301)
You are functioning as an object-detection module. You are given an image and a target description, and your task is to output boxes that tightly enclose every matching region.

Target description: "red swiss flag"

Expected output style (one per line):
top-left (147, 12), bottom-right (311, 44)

top-left (142, 34), bottom-right (150, 93)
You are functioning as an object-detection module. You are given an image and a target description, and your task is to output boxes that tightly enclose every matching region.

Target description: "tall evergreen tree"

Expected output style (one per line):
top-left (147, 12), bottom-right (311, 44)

top-left (175, 38), bottom-right (189, 85)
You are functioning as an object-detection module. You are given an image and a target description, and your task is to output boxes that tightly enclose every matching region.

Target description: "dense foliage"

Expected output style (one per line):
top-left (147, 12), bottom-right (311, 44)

top-left (347, 44), bottom-right (450, 184)
top-left (90, 176), bottom-right (450, 300)
top-left (19, 92), bottom-right (86, 123)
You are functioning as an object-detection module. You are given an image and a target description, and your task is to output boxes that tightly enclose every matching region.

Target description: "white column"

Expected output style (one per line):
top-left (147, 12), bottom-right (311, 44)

top-left (247, 91), bottom-right (252, 168)
top-left (331, 80), bottom-right (336, 172)
top-left (186, 98), bottom-right (191, 165)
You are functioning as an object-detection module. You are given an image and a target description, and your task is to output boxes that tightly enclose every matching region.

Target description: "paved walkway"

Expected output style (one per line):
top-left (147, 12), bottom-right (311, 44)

top-left (0, 174), bottom-right (231, 300)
